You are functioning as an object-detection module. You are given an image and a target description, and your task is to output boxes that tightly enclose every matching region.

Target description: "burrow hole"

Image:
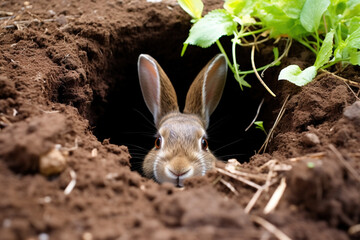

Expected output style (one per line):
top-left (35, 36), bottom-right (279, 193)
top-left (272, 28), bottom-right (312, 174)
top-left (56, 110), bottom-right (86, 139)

top-left (90, 34), bottom-right (279, 176)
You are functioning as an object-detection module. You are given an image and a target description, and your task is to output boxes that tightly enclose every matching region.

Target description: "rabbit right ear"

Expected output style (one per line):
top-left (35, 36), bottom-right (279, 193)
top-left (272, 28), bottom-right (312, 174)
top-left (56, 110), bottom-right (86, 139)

top-left (138, 54), bottom-right (179, 126)
top-left (184, 54), bottom-right (227, 128)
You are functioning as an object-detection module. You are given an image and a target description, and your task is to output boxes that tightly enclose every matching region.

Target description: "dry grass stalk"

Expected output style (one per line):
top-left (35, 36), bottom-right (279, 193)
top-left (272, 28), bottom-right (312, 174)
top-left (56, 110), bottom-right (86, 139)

top-left (245, 161), bottom-right (279, 213)
top-left (320, 69), bottom-right (360, 88)
top-left (289, 152), bottom-right (326, 162)
top-left (212, 175), bottom-right (222, 185)
top-left (329, 144), bottom-right (360, 182)
top-left (225, 163), bottom-right (268, 181)
top-left (259, 95), bottom-right (290, 153)
top-left (216, 167), bottom-right (261, 190)
top-left (348, 224), bottom-right (360, 235)
top-left (64, 169), bottom-right (77, 195)
top-left (251, 215), bottom-right (292, 240)
top-left (220, 179), bottom-right (239, 196)
top-left (245, 187), bottom-right (263, 214)
top-left (263, 177), bottom-right (287, 214)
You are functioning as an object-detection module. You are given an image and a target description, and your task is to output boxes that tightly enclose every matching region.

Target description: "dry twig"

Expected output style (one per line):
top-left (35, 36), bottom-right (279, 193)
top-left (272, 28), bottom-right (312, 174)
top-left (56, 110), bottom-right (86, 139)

top-left (329, 144), bottom-right (360, 182)
top-left (259, 95), bottom-right (290, 153)
top-left (252, 215), bottom-right (292, 240)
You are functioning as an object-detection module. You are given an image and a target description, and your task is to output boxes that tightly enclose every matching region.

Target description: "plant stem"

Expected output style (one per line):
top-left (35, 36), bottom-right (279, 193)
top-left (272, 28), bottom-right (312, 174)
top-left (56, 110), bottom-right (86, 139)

top-left (251, 45), bottom-right (276, 97)
top-left (296, 38), bottom-right (317, 54)
top-left (216, 40), bottom-right (235, 72)
top-left (238, 27), bottom-right (269, 38)
top-left (232, 34), bottom-right (242, 89)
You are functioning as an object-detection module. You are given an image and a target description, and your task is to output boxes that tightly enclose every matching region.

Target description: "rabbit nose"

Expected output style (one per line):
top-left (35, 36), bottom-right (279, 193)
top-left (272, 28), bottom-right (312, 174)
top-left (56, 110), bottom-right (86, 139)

top-left (165, 166), bottom-right (193, 179)
top-left (169, 168), bottom-right (190, 177)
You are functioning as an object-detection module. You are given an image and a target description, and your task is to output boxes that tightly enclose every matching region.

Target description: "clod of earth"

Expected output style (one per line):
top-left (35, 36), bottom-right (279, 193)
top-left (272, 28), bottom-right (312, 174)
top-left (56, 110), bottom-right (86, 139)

top-left (0, 0), bottom-right (359, 240)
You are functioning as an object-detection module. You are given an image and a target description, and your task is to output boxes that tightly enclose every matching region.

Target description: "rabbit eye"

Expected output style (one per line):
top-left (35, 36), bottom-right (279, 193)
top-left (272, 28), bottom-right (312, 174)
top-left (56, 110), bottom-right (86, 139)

top-left (201, 137), bottom-right (208, 150)
top-left (155, 136), bottom-right (162, 149)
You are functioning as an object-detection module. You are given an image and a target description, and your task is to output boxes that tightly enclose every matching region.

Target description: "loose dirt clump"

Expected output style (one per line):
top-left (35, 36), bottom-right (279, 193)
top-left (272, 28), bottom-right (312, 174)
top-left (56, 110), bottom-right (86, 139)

top-left (0, 0), bottom-right (359, 240)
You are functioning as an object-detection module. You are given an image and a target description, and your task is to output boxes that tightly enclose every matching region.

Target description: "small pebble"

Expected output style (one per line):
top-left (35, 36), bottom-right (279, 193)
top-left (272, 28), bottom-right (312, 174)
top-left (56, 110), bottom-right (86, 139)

top-left (39, 148), bottom-right (67, 176)
top-left (302, 132), bottom-right (320, 146)
top-left (344, 101), bottom-right (360, 124)
top-left (38, 233), bottom-right (49, 240)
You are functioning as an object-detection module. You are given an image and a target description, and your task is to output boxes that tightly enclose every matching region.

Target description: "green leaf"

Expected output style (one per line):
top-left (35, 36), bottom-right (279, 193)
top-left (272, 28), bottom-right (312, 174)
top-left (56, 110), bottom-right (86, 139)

top-left (185, 9), bottom-right (237, 48)
top-left (281, 0), bottom-right (306, 19)
top-left (254, 121), bottom-right (267, 135)
top-left (300, 0), bottom-right (330, 32)
top-left (234, 73), bottom-right (251, 89)
top-left (349, 16), bottom-right (360, 35)
top-left (343, 0), bottom-right (360, 19)
top-left (255, 2), bottom-right (307, 38)
top-left (181, 43), bottom-right (188, 57)
top-left (350, 50), bottom-right (360, 66)
top-left (314, 30), bottom-right (334, 69)
top-left (224, 0), bottom-right (256, 17)
top-left (346, 27), bottom-right (360, 49)
top-left (278, 65), bottom-right (317, 86)
top-left (178, 0), bottom-right (204, 19)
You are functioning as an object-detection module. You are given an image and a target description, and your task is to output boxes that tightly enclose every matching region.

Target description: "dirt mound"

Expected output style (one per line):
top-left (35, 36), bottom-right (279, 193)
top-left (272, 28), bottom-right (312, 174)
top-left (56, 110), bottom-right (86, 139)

top-left (0, 0), bottom-right (359, 239)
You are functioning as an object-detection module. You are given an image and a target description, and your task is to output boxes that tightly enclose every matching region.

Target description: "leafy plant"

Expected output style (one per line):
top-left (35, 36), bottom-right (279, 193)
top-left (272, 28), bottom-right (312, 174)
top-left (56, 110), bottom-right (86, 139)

top-left (178, 0), bottom-right (360, 90)
top-left (254, 121), bottom-right (267, 135)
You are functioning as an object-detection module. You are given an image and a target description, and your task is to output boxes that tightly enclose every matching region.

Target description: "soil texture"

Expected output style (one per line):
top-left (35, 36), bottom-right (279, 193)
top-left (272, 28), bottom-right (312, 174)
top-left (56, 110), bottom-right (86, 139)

top-left (0, 0), bottom-right (359, 239)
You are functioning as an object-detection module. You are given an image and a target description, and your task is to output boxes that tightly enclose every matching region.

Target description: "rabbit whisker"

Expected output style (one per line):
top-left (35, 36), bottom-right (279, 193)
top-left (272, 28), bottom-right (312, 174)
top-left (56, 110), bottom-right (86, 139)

top-left (133, 108), bottom-right (156, 129)
top-left (212, 138), bottom-right (244, 153)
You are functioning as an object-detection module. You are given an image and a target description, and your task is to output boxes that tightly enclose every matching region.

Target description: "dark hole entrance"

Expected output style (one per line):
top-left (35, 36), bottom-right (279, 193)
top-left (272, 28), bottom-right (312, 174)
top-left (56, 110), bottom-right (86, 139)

top-left (91, 34), bottom-right (276, 176)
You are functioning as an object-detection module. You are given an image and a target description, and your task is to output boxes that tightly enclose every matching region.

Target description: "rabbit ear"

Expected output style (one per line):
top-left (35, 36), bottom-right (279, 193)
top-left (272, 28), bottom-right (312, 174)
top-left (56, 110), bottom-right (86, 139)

top-left (138, 54), bottom-right (179, 126)
top-left (184, 54), bottom-right (227, 128)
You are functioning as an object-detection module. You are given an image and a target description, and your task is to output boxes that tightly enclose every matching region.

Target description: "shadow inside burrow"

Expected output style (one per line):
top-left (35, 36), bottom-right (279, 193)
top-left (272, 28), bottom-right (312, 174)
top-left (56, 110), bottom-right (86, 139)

top-left (90, 37), bottom-right (277, 176)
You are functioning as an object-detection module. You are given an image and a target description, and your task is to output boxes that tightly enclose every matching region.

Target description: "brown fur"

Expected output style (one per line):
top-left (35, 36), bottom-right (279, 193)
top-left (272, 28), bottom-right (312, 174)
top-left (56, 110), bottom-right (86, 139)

top-left (138, 54), bottom-right (227, 186)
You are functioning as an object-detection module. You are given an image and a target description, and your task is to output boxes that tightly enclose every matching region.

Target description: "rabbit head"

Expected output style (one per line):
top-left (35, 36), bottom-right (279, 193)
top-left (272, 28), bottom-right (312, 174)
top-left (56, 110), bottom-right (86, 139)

top-left (138, 54), bottom-right (227, 187)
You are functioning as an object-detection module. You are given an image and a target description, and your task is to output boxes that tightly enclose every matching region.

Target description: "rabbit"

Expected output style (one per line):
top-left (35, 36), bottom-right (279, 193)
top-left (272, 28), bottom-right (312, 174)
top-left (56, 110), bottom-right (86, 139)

top-left (137, 54), bottom-right (227, 187)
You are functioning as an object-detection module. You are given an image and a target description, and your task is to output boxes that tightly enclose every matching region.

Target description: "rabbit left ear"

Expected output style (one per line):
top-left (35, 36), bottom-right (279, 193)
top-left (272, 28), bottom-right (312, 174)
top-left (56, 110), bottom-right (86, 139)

top-left (184, 54), bottom-right (227, 128)
top-left (138, 54), bottom-right (179, 126)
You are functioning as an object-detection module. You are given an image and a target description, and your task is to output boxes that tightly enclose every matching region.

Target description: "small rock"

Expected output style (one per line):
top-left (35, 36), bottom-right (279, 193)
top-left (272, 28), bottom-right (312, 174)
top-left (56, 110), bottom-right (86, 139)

top-left (82, 232), bottom-right (93, 240)
top-left (344, 101), bottom-right (360, 124)
top-left (48, 10), bottom-right (56, 16)
top-left (302, 132), bottom-right (320, 146)
top-left (39, 148), bottom-right (67, 176)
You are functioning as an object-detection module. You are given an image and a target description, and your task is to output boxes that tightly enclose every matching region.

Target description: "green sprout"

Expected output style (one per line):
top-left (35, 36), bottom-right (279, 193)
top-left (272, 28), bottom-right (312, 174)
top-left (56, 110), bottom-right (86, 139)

top-left (254, 121), bottom-right (267, 135)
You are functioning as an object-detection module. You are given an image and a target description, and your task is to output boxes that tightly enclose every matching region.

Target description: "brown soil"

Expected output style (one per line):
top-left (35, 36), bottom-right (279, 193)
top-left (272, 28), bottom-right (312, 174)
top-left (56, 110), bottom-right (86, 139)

top-left (1, 0), bottom-right (359, 239)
